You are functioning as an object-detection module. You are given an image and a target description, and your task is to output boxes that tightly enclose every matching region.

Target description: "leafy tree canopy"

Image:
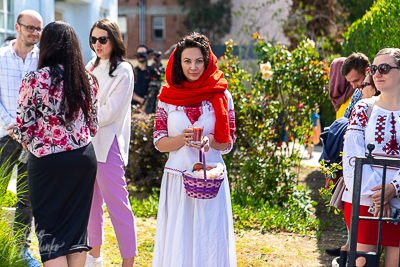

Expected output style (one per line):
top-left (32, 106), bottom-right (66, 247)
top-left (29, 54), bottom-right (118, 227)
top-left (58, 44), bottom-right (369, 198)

top-left (342, 0), bottom-right (400, 60)
top-left (177, 0), bottom-right (232, 44)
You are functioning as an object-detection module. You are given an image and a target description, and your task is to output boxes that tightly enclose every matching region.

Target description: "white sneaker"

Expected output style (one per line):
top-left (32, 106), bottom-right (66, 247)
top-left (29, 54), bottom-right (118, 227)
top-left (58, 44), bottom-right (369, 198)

top-left (85, 254), bottom-right (103, 267)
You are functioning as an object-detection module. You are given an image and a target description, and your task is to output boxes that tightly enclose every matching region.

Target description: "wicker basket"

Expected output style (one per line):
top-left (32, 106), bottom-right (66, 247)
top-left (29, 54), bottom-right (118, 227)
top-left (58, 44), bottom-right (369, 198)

top-left (182, 148), bottom-right (224, 199)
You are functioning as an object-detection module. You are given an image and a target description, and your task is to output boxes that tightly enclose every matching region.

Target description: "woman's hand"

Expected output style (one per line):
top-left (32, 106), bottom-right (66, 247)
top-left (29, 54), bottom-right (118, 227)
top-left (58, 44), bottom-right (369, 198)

top-left (371, 184), bottom-right (396, 215)
top-left (182, 128), bottom-right (194, 147)
top-left (374, 203), bottom-right (392, 218)
top-left (189, 135), bottom-right (211, 152)
top-left (6, 124), bottom-right (16, 140)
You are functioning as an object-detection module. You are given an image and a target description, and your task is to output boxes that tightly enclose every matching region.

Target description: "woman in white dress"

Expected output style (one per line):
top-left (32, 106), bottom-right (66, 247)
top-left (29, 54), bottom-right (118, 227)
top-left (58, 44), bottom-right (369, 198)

top-left (342, 48), bottom-right (400, 266)
top-left (152, 33), bottom-right (237, 267)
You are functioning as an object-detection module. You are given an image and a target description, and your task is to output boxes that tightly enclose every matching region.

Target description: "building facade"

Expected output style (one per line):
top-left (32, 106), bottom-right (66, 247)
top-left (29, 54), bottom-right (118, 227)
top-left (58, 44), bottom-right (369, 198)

top-left (1, 0), bottom-right (117, 62)
top-left (118, 0), bottom-right (187, 58)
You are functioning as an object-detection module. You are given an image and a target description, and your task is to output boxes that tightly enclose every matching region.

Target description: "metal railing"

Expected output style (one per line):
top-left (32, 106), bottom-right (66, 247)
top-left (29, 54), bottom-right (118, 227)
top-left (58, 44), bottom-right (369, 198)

top-left (340, 143), bottom-right (400, 266)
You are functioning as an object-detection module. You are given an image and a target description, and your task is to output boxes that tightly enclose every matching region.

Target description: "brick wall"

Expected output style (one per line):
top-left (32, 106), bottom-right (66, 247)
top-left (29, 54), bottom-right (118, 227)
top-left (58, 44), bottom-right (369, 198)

top-left (119, 0), bottom-right (187, 59)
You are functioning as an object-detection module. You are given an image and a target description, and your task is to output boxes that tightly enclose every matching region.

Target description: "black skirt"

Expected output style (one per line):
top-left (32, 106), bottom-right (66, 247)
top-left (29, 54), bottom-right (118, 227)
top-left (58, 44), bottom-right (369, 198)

top-left (28, 143), bottom-right (97, 262)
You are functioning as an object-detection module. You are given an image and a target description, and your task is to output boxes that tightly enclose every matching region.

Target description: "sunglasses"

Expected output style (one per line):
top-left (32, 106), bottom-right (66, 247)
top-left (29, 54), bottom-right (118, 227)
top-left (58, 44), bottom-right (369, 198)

top-left (360, 81), bottom-right (371, 90)
top-left (18, 23), bottom-right (42, 33)
top-left (90, 36), bottom-right (109, 45)
top-left (368, 63), bottom-right (400, 75)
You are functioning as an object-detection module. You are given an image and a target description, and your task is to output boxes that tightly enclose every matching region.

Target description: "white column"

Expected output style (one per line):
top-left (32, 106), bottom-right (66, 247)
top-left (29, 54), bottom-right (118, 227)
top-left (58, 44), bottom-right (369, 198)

top-left (40, 0), bottom-right (55, 27)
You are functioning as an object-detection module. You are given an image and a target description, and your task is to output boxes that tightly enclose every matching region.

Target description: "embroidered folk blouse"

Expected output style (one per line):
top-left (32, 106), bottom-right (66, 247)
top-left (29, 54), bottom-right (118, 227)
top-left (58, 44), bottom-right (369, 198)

top-left (14, 67), bottom-right (99, 157)
top-left (153, 90), bottom-right (236, 175)
top-left (342, 100), bottom-right (400, 209)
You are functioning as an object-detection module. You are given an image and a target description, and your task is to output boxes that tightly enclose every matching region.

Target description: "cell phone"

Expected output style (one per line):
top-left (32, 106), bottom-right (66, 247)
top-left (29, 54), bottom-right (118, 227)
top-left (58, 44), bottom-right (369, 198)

top-left (368, 203), bottom-right (399, 225)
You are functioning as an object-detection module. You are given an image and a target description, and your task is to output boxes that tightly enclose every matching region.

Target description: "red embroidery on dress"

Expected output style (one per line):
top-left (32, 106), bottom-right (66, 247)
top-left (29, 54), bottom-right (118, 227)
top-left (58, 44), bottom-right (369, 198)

top-left (184, 102), bottom-right (203, 124)
top-left (349, 108), bottom-right (358, 125)
top-left (375, 115), bottom-right (387, 144)
top-left (382, 112), bottom-right (400, 155)
top-left (155, 107), bottom-right (168, 132)
top-left (165, 167), bottom-right (183, 173)
top-left (347, 128), bottom-right (363, 133)
top-left (357, 110), bottom-right (368, 127)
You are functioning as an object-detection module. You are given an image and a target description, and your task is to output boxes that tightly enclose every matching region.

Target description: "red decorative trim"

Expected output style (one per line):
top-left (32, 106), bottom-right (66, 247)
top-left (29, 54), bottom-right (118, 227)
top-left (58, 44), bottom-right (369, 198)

top-left (382, 112), bottom-right (400, 155)
top-left (375, 115), bottom-right (387, 144)
top-left (165, 167), bottom-right (183, 173)
top-left (184, 102), bottom-right (203, 124)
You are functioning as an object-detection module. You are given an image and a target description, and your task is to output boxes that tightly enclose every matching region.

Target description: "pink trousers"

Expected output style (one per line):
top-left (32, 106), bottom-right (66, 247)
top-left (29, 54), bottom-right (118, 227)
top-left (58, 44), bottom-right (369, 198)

top-left (87, 138), bottom-right (138, 258)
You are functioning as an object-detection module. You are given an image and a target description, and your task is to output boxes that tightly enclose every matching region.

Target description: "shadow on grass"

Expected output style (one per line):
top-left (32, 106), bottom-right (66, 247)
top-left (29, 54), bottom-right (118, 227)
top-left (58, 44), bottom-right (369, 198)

top-left (298, 168), bottom-right (347, 267)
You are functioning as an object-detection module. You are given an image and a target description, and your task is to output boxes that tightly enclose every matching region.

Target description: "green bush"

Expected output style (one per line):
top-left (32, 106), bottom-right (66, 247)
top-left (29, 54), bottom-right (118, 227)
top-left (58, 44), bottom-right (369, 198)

top-left (126, 108), bottom-right (168, 191)
top-left (342, 0), bottom-right (400, 60)
top-left (220, 38), bottom-right (329, 206)
top-left (1, 191), bottom-right (16, 208)
top-left (232, 185), bottom-right (319, 235)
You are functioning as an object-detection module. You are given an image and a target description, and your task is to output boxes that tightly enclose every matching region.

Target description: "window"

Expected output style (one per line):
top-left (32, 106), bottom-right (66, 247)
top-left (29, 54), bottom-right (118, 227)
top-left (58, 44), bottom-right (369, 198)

top-left (118, 16), bottom-right (127, 45)
top-left (152, 16), bottom-right (164, 40)
top-left (0, 0), bottom-right (15, 45)
top-left (100, 8), bottom-right (109, 19)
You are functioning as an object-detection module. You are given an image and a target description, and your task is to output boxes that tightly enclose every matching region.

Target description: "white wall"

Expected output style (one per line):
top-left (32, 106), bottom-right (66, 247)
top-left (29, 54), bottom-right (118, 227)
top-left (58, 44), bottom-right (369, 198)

top-left (55, 0), bottom-right (118, 62)
top-left (14, 0), bottom-right (117, 62)
top-left (223, 0), bottom-right (289, 45)
top-left (14, 0), bottom-right (54, 26)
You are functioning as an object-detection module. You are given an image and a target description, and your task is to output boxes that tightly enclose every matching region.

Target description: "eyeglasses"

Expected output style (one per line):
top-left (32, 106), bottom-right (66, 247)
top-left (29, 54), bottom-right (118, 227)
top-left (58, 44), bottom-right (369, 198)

top-left (18, 23), bottom-right (42, 33)
top-left (90, 36), bottom-right (109, 45)
top-left (360, 81), bottom-right (371, 90)
top-left (368, 63), bottom-right (400, 75)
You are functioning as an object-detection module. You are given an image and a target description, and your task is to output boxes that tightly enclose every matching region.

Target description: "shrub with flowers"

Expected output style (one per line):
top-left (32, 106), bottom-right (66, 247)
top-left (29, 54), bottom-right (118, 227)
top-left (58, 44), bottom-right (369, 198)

top-left (221, 37), bottom-right (329, 206)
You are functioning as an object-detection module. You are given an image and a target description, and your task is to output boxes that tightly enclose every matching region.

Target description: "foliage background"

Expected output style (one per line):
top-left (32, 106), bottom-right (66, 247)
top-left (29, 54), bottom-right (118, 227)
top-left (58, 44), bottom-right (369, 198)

top-left (341, 0), bottom-right (400, 61)
top-left (177, 0), bottom-right (232, 44)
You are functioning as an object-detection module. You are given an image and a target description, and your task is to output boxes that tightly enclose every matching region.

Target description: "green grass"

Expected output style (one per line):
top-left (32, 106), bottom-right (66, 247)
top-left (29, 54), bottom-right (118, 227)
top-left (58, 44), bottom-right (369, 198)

top-left (0, 152), bottom-right (31, 267)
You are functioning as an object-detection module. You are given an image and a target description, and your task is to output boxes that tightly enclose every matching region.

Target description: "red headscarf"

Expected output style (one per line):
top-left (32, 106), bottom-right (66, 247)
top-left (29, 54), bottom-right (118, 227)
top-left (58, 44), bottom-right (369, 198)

top-left (158, 46), bottom-right (230, 143)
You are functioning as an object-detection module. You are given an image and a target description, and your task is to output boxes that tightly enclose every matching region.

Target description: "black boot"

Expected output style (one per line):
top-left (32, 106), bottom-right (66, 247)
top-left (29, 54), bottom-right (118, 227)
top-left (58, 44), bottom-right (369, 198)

top-left (325, 247), bottom-right (341, 256)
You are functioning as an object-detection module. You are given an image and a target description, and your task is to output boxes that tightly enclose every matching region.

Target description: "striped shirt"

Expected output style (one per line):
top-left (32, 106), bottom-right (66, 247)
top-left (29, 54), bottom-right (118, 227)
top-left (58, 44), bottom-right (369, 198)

top-left (0, 40), bottom-right (39, 138)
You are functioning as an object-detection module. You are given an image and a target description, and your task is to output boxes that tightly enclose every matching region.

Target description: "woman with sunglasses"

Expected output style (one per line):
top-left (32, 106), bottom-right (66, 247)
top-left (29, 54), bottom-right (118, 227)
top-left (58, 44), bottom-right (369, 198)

top-left (13, 21), bottom-right (99, 266)
top-left (342, 48), bottom-right (400, 266)
top-left (359, 74), bottom-right (380, 99)
top-left (85, 19), bottom-right (137, 267)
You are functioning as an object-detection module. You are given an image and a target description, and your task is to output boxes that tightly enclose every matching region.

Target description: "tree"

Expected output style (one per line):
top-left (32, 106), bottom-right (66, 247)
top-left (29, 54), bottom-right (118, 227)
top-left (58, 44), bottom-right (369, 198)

top-left (342, 0), bottom-right (400, 60)
top-left (337, 0), bottom-right (374, 25)
top-left (283, 0), bottom-right (345, 53)
top-left (177, 0), bottom-right (232, 44)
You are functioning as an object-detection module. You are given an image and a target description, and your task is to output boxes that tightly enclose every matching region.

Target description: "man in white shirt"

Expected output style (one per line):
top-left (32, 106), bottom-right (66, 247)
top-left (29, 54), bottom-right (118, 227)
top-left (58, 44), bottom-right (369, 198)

top-left (0, 10), bottom-right (42, 266)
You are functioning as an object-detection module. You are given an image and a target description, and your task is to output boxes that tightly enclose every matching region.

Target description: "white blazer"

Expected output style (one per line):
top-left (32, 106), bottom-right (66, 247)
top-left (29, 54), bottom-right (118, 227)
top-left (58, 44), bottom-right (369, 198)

top-left (86, 58), bottom-right (134, 166)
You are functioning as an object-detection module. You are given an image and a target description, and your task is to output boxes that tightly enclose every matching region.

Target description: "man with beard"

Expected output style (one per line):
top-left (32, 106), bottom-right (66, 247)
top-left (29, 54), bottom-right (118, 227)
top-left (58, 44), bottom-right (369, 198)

top-left (0, 10), bottom-right (42, 267)
top-left (131, 45), bottom-right (151, 107)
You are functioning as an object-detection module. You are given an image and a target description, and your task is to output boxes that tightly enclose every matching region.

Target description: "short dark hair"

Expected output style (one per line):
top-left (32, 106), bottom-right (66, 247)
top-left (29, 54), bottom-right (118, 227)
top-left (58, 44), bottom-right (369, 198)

top-left (136, 45), bottom-right (148, 52)
top-left (171, 33), bottom-right (210, 85)
top-left (16, 14), bottom-right (23, 24)
top-left (341, 52), bottom-right (370, 77)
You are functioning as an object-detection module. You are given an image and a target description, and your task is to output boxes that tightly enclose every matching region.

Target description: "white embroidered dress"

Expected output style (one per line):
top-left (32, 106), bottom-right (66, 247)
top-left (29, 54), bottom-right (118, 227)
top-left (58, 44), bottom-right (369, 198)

top-left (152, 90), bottom-right (237, 267)
top-left (342, 100), bottom-right (400, 208)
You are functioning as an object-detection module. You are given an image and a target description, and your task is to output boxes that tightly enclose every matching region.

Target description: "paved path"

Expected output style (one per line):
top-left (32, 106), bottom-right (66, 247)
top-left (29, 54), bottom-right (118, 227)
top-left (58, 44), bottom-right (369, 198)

top-left (300, 145), bottom-right (322, 168)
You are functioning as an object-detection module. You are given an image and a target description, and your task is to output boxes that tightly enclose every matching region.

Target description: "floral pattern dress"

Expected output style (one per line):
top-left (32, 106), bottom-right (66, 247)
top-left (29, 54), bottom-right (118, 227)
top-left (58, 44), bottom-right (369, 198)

top-left (14, 67), bottom-right (99, 157)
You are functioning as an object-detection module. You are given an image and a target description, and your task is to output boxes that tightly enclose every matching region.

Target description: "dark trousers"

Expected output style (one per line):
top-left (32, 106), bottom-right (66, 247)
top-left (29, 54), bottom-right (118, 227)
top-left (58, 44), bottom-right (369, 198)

top-left (0, 135), bottom-right (32, 248)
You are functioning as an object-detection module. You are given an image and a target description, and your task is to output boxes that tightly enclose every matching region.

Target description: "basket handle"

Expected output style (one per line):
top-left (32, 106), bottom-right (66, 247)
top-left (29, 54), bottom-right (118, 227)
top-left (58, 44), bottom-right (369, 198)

top-left (199, 147), bottom-right (207, 181)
